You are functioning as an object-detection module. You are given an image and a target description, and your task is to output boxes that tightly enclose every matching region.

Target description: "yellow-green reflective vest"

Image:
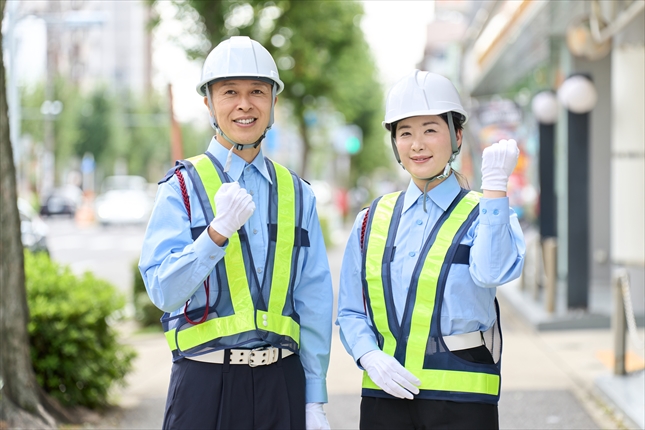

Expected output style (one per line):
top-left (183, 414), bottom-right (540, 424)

top-left (161, 153), bottom-right (303, 360)
top-left (361, 189), bottom-right (502, 404)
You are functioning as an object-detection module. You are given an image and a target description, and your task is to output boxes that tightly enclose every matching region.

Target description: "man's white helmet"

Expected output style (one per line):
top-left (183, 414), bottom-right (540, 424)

top-left (383, 70), bottom-right (468, 131)
top-left (196, 36), bottom-right (284, 96)
top-left (197, 36), bottom-right (284, 165)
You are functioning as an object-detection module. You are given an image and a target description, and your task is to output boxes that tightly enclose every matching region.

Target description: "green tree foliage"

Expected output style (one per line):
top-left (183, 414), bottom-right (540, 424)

top-left (24, 251), bottom-right (135, 409)
top-left (153, 0), bottom-right (390, 183)
top-left (75, 87), bottom-right (113, 164)
top-left (19, 79), bottom-right (208, 186)
top-left (20, 79), bottom-right (84, 182)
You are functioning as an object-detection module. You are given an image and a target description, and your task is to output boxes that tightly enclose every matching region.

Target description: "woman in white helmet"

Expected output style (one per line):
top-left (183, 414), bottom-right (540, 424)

top-left (336, 70), bottom-right (526, 429)
top-left (140, 36), bottom-right (332, 430)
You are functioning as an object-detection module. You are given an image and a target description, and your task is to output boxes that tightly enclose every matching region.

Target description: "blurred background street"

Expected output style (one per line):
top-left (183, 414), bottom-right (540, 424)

top-left (2, 0), bottom-right (644, 428)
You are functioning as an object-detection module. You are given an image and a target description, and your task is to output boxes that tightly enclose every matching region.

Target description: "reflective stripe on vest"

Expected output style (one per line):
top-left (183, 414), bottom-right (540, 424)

top-left (164, 154), bottom-right (300, 354)
top-left (362, 190), bottom-right (500, 398)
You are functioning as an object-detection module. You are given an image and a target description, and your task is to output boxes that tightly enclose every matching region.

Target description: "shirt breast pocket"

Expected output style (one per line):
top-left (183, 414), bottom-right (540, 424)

top-left (269, 224), bottom-right (310, 247)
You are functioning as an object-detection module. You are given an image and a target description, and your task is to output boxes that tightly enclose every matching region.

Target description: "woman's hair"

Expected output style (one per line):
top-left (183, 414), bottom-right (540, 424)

top-left (453, 171), bottom-right (470, 189)
top-left (438, 112), bottom-right (469, 189)
top-left (438, 112), bottom-right (465, 131)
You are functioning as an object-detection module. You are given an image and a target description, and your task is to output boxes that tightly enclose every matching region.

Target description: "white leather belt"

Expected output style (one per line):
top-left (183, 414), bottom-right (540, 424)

top-left (443, 331), bottom-right (484, 351)
top-left (185, 346), bottom-right (293, 366)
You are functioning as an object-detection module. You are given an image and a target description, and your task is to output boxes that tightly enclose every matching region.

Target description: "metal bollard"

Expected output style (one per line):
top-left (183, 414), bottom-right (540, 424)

top-left (542, 237), bottom-right (557, 313)
top-left (612, 270), bottom-right (627, 375)
top-left (532, 236), bottom-right (541, 300)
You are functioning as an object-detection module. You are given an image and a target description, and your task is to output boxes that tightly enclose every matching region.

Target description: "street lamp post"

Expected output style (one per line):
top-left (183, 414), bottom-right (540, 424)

top-left (531, 90), bottom-right (559, 312)
top-left (557, 74), bottom-right (598, 310)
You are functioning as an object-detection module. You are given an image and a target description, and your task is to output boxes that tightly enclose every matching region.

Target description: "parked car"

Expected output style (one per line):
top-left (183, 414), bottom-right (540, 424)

top-left (39, 186), bottom-right (81, 217)
top-left (18, 198), bottom-right (49, 254)
top-left (95, 175), bottom-right (153, 226)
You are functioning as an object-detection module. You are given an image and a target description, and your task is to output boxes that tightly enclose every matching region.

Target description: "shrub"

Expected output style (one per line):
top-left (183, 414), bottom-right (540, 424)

top-left (132, 260), bottom-right (164, 328)
top-left (25, 251), bottom-right (136, 409)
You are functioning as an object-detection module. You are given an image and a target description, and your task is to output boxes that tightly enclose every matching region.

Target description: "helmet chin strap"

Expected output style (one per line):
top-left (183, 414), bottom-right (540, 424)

top-left (205, 83), bottom-right (277, 172)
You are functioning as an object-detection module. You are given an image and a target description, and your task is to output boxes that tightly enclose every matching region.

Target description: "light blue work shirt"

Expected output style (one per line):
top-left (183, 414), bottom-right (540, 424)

top-left (336, 173), bottom-right (525, 363)
top-left (139, 137), bottom-right (333, 403)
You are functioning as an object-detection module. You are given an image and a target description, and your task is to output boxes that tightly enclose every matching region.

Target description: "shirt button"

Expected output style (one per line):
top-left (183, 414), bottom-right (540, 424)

top-left (416, 219), bottom-right (423, 225)
top-left (409, 251), bottom-right (416, 257)
top-left (262, 321), bottom-right (268, 327)
top-left (493, 209), bottom-right (499, 215)
top-left (249, 190), bottom-right (254, 196)
top-left (257, 267), bottom-right (263, 274)
top-left (209, 255), bottom-right (216, 260)
top-left (482, 209), bottom-right (487, 214)
top-left (253, 229), bottom-right (258, 235)
top-left (262, 314), bottom-right (268, 320)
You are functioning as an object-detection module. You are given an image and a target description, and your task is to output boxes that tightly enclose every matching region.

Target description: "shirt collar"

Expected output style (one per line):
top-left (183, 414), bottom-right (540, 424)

top-left (206, 137), bottom-right (273, 184)
top-left (402, 173), bottom-right (461, 214)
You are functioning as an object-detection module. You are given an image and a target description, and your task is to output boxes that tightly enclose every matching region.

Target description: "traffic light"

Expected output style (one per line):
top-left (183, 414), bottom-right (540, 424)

top-left (334, 124), bottom-right (363, 155)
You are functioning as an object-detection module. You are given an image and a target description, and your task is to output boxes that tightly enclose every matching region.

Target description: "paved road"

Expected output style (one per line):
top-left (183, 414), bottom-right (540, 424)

top-left (45, 218), bottom-right (624, 429)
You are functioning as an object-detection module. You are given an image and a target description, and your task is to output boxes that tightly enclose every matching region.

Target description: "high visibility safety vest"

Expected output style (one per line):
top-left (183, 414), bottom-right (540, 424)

top-left (361, 188), bottom-right (502, 404)
top-left (160, 152), bottom-right (306, 361)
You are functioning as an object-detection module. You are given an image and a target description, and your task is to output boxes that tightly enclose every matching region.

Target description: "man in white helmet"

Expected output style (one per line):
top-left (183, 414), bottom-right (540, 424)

top-left (139, 36), bottom-right (332, 430)
top-left (336, 70), bottom-right (525, 429)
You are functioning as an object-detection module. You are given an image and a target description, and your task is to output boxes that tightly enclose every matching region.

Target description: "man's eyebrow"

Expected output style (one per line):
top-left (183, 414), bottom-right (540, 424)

top-left (220, 81), bottom-right (269, 87)
top-left (422, 121), bottom-right (440, 126)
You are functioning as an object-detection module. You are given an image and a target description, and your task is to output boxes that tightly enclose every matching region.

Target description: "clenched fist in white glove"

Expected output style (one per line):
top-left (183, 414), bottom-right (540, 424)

top-left (481, 139), bottom-right (520, 192)
top-left (210, 182), bottom-right (255, 238)
top-left (359, 350), bottom-right (421, 399)
top-left (306, 403), bottom-right (330, 430)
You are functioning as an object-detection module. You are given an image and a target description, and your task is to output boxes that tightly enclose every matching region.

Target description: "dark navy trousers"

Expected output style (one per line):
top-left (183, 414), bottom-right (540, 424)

top-left (162, 353), bottom-right (306, 430)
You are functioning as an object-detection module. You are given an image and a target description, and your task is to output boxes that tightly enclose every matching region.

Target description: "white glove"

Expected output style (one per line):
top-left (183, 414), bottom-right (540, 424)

top-left (481, 139), bottom-right (520, 192)
top-left (359, 350), bottom-right (420, 400)
top-left (306, 403), bottom-right (330, 430)
top-left (210, 182), bottom-right (255, 238)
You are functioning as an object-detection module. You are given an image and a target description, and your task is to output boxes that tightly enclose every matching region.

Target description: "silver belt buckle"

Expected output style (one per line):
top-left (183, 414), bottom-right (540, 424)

top-left (249, 346), bottom-right (272, 367)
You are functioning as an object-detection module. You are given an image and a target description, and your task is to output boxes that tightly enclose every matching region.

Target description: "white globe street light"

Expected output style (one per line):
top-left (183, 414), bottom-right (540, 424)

top-left (557, 75), bottom-right (598, 114)
top-left (531, 91), bottom-right (559, 124)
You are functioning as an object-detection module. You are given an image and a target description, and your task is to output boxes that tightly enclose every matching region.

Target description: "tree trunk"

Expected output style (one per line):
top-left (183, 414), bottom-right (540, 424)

top-left (297, 111), bottom-right (311, 179)
top-left (0, 1), bottom-right (55, 427)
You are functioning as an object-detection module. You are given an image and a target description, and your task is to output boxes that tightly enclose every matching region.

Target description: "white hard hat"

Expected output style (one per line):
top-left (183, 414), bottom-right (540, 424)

top-left (383, 70), bottom-right (468, 130)
top-left (196, 36), bottom-right (284, 96)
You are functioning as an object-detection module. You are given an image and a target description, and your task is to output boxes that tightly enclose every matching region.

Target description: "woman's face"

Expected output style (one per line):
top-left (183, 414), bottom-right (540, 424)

top-left (395, 114), bottom-right (462, 189)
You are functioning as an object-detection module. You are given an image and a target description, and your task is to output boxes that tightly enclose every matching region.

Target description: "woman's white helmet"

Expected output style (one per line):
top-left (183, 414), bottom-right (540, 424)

top-left (383, 70), bottom-right (467, 131)
top-left (196, 36), bottom-right (284, 96)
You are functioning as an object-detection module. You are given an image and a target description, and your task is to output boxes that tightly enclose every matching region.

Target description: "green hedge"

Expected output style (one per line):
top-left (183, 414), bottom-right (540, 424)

top-left (132, 260), bottom-right (164, 328)
top-left (25, 251), bottom-right (136, 408)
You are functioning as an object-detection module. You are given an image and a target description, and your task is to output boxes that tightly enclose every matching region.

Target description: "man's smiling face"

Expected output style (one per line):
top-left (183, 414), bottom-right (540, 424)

top-left (207, 79), bottom-right (275, 146)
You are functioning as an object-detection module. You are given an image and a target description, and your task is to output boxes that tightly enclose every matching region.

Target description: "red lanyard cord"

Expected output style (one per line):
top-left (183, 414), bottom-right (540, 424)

top-left (176, 168), bottom-right (209, 325)
top-left (360, 208), bottom-right (370, 314)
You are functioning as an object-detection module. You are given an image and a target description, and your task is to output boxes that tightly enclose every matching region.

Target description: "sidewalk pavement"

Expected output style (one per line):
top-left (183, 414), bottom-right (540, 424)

top-left (93, 230), bottom-right (644, 430)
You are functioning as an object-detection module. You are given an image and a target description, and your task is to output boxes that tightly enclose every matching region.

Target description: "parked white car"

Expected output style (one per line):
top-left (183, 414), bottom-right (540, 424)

top-left (95, 175), bottom-right (153, 225)
top-left (18, 198), bottom-right (49, 254)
